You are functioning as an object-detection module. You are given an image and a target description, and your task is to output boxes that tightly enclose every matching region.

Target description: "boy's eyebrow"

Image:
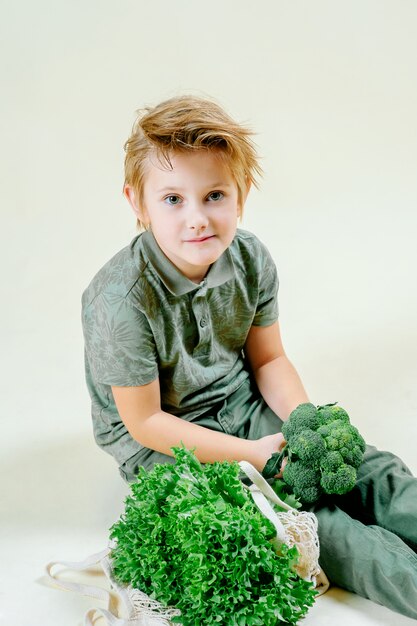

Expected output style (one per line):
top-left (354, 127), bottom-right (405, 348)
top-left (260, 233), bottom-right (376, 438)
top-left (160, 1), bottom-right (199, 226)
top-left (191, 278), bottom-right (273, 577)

top-left (157, 182), bottom-right (232, 193)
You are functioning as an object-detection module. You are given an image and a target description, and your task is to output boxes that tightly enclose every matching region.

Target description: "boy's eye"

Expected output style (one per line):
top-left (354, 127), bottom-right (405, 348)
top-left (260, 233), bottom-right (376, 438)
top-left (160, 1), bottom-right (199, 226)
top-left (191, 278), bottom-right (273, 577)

top-left (207, 191), bottom-right (224, 201)
top-left (164, 195), bottom-right (182, 205)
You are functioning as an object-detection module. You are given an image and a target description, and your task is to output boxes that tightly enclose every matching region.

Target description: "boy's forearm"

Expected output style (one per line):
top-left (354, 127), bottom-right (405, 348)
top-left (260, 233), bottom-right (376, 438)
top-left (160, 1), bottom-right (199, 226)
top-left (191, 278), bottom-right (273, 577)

top-left (253, 355), bottom-right (309, 421)
top-left (131, 410), bottom-right (256, 466)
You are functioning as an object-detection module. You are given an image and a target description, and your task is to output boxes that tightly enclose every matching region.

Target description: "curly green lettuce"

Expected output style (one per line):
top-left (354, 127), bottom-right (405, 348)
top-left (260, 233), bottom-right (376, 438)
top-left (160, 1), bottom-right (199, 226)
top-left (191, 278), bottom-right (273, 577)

top-left (110, 447), bottom-right (317, 625)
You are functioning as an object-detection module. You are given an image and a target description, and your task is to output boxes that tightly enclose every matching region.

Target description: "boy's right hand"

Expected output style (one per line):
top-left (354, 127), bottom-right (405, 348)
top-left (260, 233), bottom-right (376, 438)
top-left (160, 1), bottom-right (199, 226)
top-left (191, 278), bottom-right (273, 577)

top-left (251, 432), bottom-right (286, 474)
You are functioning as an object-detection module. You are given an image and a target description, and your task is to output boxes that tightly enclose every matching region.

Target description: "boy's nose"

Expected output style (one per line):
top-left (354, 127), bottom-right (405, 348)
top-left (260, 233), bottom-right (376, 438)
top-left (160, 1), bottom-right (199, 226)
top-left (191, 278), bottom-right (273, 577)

top-left (186, 205), bottom-right (209, 230)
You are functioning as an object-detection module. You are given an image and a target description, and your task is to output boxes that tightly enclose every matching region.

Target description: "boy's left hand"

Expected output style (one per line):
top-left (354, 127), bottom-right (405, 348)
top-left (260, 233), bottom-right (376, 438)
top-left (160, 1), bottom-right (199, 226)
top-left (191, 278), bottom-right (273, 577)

top-left (250, 432), bottom-right (286, 473)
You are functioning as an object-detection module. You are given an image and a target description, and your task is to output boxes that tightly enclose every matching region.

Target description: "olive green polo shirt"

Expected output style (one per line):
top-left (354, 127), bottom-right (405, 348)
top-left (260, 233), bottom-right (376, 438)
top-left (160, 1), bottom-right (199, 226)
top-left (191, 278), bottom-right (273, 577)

top-left (81, 228), bottom-right (279, 465)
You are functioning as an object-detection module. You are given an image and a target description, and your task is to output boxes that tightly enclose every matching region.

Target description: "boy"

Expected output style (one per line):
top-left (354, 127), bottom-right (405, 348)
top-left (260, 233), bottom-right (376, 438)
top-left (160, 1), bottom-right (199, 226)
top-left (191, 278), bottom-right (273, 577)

top-left (82, 95), bottom-right (417, 619)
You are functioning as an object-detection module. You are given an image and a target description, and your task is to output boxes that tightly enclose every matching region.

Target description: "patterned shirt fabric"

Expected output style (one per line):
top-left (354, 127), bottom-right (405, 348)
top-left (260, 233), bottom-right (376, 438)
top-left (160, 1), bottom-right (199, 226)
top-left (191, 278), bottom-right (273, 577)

top-left (81, 228), bottom-right (279, 465)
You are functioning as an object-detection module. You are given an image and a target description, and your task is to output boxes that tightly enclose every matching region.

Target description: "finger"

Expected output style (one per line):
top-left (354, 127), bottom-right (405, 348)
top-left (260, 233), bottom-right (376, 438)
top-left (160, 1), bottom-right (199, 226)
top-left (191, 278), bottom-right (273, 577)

top-left (276, 457), bottom-right (288, 478)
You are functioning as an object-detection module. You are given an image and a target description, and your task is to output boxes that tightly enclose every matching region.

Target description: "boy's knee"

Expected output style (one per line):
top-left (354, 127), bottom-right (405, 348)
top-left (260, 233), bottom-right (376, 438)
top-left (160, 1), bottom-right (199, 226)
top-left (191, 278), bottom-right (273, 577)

top-left (359, 445), bottom-right (413, 480)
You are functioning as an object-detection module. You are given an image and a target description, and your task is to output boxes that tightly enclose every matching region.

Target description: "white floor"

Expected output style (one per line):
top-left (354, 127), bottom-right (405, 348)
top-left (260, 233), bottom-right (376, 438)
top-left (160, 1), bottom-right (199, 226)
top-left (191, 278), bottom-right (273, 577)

top-left (2, 429), bottom-right (416, 626)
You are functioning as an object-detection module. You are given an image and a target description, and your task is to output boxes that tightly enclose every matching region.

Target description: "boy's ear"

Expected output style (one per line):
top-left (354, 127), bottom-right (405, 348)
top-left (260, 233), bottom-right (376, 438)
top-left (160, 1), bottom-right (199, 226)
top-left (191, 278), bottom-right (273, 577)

top-left (238, 180), bottom-right (252, 216)
top-left (124, 185), bottom-right (149, 225)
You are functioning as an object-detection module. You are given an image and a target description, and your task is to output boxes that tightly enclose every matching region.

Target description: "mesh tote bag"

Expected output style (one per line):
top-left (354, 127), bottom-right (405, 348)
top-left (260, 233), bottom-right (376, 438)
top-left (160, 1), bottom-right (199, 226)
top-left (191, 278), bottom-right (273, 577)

top-left (45, 461), bottom-right (329, 625)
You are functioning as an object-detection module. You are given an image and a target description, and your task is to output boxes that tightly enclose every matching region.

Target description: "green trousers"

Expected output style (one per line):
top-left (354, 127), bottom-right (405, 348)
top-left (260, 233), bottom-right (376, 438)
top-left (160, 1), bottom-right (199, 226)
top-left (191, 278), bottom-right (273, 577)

top-left (305, 444), bottom-right (417, 619)
top-left (119, 378), bottom-right (417, 619)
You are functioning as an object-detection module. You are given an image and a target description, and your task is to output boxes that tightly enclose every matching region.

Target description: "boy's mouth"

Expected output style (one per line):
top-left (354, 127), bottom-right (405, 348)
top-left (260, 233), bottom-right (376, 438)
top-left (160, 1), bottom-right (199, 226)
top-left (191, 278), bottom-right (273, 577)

top-left (184, 235), bottom-right (215, 243)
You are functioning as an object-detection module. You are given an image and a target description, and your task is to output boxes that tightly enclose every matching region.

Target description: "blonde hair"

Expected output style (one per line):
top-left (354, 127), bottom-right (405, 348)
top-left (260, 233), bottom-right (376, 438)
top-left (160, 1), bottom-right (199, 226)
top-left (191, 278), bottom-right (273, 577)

top-left (124, 95), bottom-right (263, 229)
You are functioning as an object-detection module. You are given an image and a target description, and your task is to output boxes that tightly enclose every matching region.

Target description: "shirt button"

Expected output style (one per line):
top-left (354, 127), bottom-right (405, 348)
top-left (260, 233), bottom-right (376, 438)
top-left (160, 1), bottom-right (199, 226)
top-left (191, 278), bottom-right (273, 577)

top-left (199, 318), bottom-right (207, 328)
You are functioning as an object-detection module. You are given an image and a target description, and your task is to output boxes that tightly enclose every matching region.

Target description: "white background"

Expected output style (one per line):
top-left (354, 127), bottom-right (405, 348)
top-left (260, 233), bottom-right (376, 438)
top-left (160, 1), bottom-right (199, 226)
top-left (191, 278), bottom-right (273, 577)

top-left (1, 1), bottom-right (416, 625)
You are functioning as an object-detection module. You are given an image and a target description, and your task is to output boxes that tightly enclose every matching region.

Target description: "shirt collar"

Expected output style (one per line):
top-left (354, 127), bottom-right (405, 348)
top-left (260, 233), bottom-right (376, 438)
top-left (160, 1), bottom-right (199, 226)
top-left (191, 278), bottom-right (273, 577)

top-left (141, 230), bottom-right (234, 296)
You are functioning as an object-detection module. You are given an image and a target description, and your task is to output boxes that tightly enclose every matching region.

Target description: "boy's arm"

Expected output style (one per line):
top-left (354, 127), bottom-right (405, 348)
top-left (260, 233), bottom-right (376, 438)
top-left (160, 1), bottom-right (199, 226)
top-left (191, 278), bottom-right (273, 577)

top-left (244, 320), bottom-right (309, 421)
top-left (112, 380), bottom-right (284, 471)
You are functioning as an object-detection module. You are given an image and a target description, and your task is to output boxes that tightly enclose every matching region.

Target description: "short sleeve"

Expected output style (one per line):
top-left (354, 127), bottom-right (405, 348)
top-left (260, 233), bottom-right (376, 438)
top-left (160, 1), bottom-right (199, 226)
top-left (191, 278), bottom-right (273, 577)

top-left (252, 243), bottom-right (279, 326)
top-left (82, 291), bottom-right (158, 386)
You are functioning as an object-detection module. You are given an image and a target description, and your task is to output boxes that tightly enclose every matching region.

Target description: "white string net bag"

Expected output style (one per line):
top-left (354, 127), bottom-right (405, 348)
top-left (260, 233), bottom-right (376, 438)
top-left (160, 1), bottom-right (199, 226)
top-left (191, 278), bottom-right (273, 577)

top-left (45, 461), bottom-right (328, 626)
top-left (275, 508), bottom-right (321, 581)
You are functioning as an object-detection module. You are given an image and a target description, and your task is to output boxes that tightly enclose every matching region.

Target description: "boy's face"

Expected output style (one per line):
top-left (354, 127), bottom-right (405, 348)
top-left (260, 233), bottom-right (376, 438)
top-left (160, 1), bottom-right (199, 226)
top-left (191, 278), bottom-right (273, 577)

top-left (129, 150), bottom-right (242, 283)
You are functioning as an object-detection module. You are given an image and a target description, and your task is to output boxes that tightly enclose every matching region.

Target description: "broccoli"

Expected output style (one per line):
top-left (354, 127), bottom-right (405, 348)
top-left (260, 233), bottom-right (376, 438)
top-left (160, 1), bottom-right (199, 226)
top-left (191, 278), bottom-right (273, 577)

top-left (288, 429), bottom-right (326, 469)
top-left (262, 402), bottom-right (366, 504)
top-left (282, 461), bottom-right (322, 504)
top-left (320, 463), bottom-right (357, 495)
top-left (320, 450), bottom-right (344, 473)
top-left (281, 403), bottom-right (320, 439)
top-left (317, 419), bottom-right (365, 469)
top-left (316, 402), bottom-right (350, 425)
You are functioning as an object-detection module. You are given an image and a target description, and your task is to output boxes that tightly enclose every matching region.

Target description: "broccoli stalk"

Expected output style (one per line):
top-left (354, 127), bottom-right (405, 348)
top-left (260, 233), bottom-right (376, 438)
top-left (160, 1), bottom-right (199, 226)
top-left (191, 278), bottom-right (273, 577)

top-left (262, 402), bottom-right (366, 504)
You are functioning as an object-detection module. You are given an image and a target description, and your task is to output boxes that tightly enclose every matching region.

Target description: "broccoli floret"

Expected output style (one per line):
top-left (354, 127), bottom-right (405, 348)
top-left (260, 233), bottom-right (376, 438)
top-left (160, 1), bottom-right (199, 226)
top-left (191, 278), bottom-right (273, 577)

top-left (317, 403), bottom-right (350, 425)
top-left (281, 403), bottom-right (320, 440)
top-left (318, 420), bottom-right (366, 463)
top-left (282, 461), bottom-right (322, 504)
top-left (289, 429), bottom-right (326, 469)
top-left (320, 464), bottom-right (357, 495)
top-left (339, 444), bottom-right (365, 469)
top-left (350, 425), bottom-right (366, 452)
top-left (320, 450), bottom-right (361, 494)
top-left (320, 451), bottom-right (344, 474)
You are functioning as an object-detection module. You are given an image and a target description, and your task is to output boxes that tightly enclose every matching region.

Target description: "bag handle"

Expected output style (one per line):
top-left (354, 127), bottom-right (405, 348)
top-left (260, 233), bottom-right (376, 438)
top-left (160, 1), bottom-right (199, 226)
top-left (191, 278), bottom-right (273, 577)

top-left (239, 460), bottom-right (293, 544)
top-left (45, 548), bottom-right (112, 606)
top-left (239, 460), bottom-right (292, 509)
top-left (85, 607), bottom-right (126, 626)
